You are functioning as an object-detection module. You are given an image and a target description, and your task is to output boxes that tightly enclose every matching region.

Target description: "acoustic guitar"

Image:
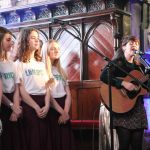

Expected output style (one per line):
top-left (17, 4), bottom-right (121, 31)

top-left (100, 70), bottom-right (149, 113)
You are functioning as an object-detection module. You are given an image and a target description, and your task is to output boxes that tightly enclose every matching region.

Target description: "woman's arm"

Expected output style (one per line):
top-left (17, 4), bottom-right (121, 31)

top-left (13, 84), bottom-right (20, 106)
top-left (19, 81), bottom-right (42, 117)
top-left (2, 94), bottom-right (21, 116)
top-left (45, 88), bottom-right (50, 108)
top-left (50, 95), bottom-right (64, 115)
top-left (100, 61), bottom-right (123, 89)
top-left (2, 94), bottom-right (12, 107)
top-left (2, 94), bottom-right (19, 122)
top-left (12, 84), bottom-right (22, 115)
top-left (57, 85), bottom-right (71, 124)
top-left (50, 95), bottom-right (69, 123)
top-left (0, 79), bottom-right (2, 106)
top-left (40, 88), bottom-right (50, 118)
top-left (100, 59), bottom-right (140, 91)
top-left (2, 84), bottom-right (22, 121)
top-left (64, 85), bottom-right (71, 113)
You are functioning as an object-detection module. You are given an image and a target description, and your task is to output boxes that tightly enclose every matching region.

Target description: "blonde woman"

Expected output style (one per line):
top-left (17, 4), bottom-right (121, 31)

top-left (46, 39), bottom-right (74, 150)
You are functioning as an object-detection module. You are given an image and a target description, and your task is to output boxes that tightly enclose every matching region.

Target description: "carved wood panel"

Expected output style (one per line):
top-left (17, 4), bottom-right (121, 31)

top-left (52, 26), bottom-right (81, 81)
top-left (87, 23), bottom-right (114, 80)
top-left (69, 80), bottom-right (102, 120)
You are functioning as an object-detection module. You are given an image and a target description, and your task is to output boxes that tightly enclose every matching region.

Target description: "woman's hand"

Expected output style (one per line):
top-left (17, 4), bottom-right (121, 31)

top-left (39, 105), bottom-right (50, 118)
top-left (121, 81), bottom-right (137, 91)
top-left (58, 111), bottom-right (70, 124)
top-left (34, 105), bottom-right (43, 118)
top-left (9, 112), bottom-right (18, 122)
top-left (11, 104), bottom-right (22, 117)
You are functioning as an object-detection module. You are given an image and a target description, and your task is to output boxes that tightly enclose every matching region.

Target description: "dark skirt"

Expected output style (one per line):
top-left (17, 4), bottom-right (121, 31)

top-left (21, 95), bottom-right (52, 150)
top-left (48, 96), bottom-right (75, 150)
top-left (113, 97), bottom-right (148, 130)
top-left (0, 93), bottom-right (23, 150)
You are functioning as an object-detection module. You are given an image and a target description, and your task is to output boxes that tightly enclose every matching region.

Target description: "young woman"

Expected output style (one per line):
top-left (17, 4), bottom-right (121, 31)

top-left (100, 35), bottom-right (149, 150)
top-left (0, 26), bottom-right (22, 150)
top-left (46, 39), bottom-right (74, 150)
top-left (16, 27), bottom-right (52, 150)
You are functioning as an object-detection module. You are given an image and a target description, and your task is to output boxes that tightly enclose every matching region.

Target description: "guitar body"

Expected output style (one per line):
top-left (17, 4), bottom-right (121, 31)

top-left (100, 70), bottom-right (148, 113)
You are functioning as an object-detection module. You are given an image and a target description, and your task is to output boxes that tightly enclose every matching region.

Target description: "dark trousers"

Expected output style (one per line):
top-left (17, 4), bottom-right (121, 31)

top-left (116, 127), bottom-right (144, 150)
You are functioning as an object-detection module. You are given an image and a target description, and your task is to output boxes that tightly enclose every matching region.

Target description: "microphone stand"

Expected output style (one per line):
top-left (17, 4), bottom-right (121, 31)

top-left (50, 20), bottom-right (150, 150)
top-left (140, 55), bottom-right (150, 74)
top-left (139, 54), bottom-right (150, 96)
top-left (107, 63), bottom-right (114, 150)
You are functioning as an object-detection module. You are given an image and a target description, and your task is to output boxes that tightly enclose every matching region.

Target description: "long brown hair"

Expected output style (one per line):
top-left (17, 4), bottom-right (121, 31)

top-left (0, 26), bottom-right (12, 61)
top-left (17, 27), bottom-right (42, 63)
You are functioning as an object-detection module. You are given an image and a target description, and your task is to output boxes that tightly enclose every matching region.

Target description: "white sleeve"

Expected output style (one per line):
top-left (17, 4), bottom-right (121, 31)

top-left (14, 61), bottom-right (23, 84)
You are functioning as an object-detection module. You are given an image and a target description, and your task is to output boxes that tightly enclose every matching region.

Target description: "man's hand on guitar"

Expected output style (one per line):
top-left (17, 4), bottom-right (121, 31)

top-left (121, 81), bottom-right (137, 91)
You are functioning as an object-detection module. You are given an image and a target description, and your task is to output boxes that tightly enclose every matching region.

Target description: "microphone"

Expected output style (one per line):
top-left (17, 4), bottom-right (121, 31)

top-left (134, 50), bottom-right (145, 55)
top-left (51, 18), bottom-right (71, 26)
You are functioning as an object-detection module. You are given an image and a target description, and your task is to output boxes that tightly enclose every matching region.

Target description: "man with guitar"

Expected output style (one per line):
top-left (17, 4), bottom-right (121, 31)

top-left (100, 35), bottom-right (150, 150)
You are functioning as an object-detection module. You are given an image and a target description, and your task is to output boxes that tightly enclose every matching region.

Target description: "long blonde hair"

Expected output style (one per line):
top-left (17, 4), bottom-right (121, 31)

top-left (46, 39), bottom-right (67, 81)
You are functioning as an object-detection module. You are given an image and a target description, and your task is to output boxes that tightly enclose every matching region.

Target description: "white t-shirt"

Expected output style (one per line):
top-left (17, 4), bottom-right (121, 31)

top-left (16, 59), bottom-right (49, 95)
top-left (0, 60), bottom-right (17, 93)
top-left (50, 66), bottom-right (67, 98)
